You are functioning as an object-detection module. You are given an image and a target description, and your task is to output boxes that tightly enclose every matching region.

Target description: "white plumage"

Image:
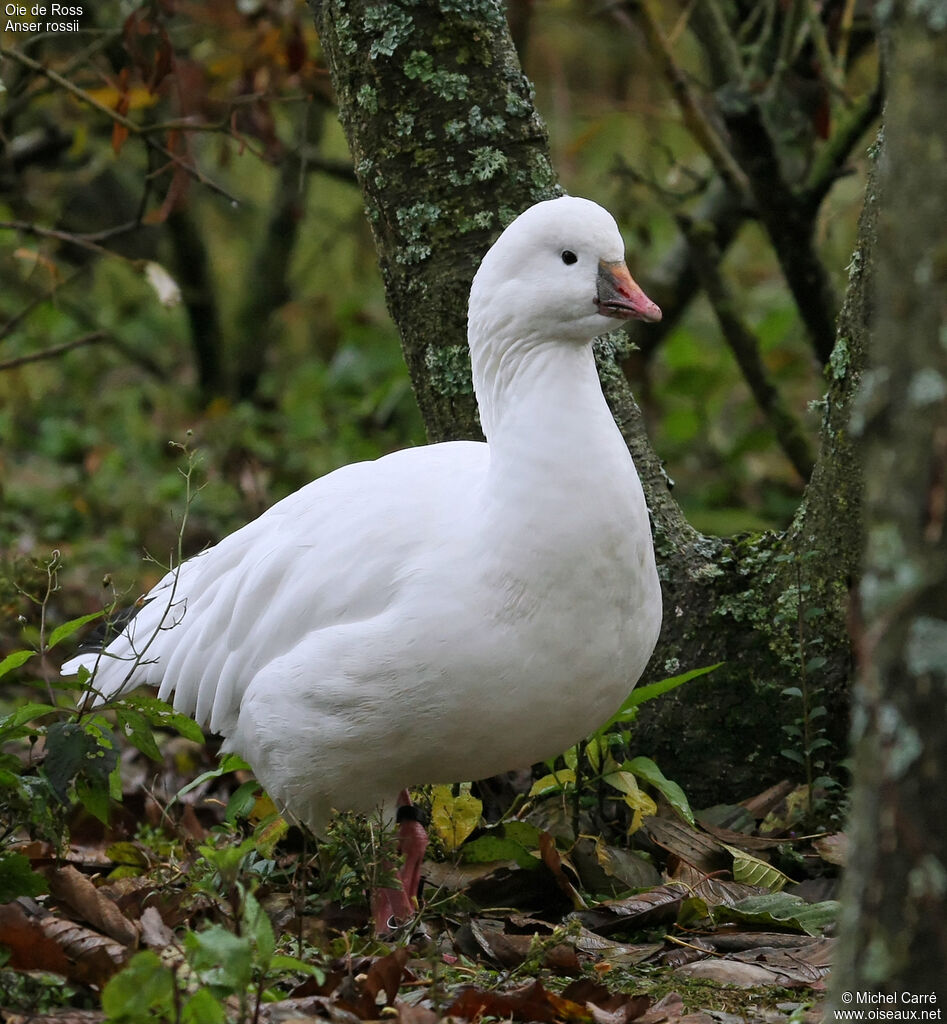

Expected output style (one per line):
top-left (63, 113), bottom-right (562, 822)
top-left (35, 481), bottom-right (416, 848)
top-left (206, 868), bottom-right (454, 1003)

top-left (64, 196), bottom-right (663, 845)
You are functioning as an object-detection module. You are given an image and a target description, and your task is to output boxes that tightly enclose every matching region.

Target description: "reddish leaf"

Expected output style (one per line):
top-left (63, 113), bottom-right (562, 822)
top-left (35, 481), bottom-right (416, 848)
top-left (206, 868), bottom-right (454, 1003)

top-left (111, 70), bottom-right (131, 156)
top-left (285, 21), bottom-right (306, 73)
top-left (447, 979), bottom-right (592, 1023)
top-left (563, 978), bottom-right (652, 1023)
top-left (642, 817), bottom-right (727, 872)
top-left (539, 830), bottom-right (586, 908)
top-left (149, 28), bottom-right (175, 93)
top-left (0, 899), bottom-right (128, 988)
top-left (394, 1002), bottom-right (440, 1024)
top-left (362, 947), bottom-right (410, 1006)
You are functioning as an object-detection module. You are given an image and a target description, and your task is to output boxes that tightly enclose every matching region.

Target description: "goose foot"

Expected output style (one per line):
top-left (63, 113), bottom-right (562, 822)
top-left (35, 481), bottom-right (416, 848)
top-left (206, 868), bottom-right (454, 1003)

top-left (370, 791), bottom-right (429, 934)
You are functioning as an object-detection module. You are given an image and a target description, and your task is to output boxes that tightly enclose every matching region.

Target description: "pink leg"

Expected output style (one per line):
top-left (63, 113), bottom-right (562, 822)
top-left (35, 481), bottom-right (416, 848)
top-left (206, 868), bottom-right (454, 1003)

top-left (370, 789), bottom-right (429, 934)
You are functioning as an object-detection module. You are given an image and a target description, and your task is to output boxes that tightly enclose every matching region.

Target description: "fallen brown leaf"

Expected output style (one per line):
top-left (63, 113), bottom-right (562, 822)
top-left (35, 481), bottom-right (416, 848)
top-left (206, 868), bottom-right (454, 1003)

top-left (447, 979), bottom-right (592, 1023)
top-left (1, 1010), bottom-right (106, 1024)
top-left (563, 978), bottom-right (652, 1024)
top-left (812, 832), bottom-right (849, 866)
top-left (43, 864), bottom-right (139, 947)
top-left (138, 904), bottom-right (175, 949)
top-left (0, 898), bottom-right (128, 988)
top-left (571, 884), bottom-right (686, 935)
top-left (641, 818), bottom-right (728, 872)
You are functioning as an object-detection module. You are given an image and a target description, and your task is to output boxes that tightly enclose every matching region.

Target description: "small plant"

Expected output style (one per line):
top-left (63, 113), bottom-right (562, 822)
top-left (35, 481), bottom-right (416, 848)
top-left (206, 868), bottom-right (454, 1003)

top-left (0, 440), bottom-right (208, 892)
top-left (775, 550), bottom-right (838, 817)
top-left (529, 665), bottom-right (720, 837)
top-left (100, 861), bottom-right (324, 1024)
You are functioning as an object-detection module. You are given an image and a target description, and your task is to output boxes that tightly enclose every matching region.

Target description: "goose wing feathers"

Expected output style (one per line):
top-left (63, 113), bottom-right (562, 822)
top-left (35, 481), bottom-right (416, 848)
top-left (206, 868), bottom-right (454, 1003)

top-left (66, 441), bottom-right (488, 738)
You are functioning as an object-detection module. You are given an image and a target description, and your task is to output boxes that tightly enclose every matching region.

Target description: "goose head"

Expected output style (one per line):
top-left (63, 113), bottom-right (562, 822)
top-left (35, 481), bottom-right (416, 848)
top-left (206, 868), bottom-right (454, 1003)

top-left (468, 196), bottom-right (662, 349)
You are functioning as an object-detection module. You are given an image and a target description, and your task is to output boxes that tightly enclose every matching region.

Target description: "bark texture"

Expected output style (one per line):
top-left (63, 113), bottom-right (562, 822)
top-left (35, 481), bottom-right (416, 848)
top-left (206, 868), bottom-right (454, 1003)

top-left (830, 5), bottom-right (947, 998)
top-left (306, 0), bottom-right (867, 803)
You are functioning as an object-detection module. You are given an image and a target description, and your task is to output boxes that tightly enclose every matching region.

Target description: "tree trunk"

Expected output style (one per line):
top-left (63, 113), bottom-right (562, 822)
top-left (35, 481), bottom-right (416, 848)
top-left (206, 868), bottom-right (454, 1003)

top-left (306, 0), bottom-right (867, 804)
top-left (830, 7), bottom-right (947, 1000)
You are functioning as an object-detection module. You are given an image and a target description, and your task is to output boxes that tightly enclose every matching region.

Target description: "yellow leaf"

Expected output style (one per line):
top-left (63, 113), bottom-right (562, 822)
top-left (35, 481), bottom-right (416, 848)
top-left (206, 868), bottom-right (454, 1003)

top-left (250, 792), bottom-right (278, 823)
top-left (604, 772), bottom-right (657, 834)
top-left (602, 770), bottom-right (640, 797)
top-left (430, 785), bottom-right (482, 853)
top-left (85, 85), bottom-right (159, 111)
top-left (528, 768), bottom-right (575, 797)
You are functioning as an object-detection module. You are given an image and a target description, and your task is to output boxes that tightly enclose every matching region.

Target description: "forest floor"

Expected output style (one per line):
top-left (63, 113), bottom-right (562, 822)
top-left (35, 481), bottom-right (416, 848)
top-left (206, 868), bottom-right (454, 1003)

top-left (0, 710), bottom-right (842, 1024)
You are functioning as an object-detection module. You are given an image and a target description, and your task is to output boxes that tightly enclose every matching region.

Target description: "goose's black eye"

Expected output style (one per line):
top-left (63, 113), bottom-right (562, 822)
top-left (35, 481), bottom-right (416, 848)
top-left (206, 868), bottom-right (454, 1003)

top-left (561, 250), bottom-right (578, 265)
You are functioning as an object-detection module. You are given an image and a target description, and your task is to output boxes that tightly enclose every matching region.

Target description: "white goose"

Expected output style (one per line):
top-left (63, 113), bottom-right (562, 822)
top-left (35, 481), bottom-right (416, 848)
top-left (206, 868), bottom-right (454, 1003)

top-left (64, 196), bottom-right (663, 930)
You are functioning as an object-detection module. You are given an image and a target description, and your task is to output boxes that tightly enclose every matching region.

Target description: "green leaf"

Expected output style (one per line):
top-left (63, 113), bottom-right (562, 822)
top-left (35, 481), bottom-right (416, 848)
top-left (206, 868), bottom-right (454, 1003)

top-left (0, 851), bottom-right (48, 902)
top-left (713, 893), bottom-right (839, 935)
top-left (107, 842), bottom-right (150, 870)
top-left (198, 836), bottom-right (257, 885)
top-left (122, 694), bottom-right (204, 743)
top-left (185, 925), bottom-right (254, 991)
top-left (781, 686), bottom-right (803, 699)
top-left (268, 954), bottom-right (325, 981)
top-left (602, 769), bottom-right (640, 798)
top-left (225, 780), bottom-right (262, 824)
top-left (781, 748), bottom-right (806, 764)
top-left (115, 708), bottom-right (162, 761)
top-left (175, 753), bottom-right (250, 801)
top-left (44, 721), bottom-right (95, 802)
top-left (624, 756), bottom-right (695, 826)
top-left (76, 774), bottom-right (112, 824)
top-left (528, 768), bottom-right (575, 796)
top-left (460, 833), bottom-right (540, 870)
top-left (181, 987), bottom-right (227, 1024)
top-left (243, 891), bottom-right (275, 970)
top-left (0, 650), bottom-right (36, 681)
top-left (48, 611), bottom-right (104, 650)
top-left (254, 814), bottom-right (289, 859)
top-left (102, 950), bottom-right (176, 1021)
top-left (720, 843), bottom-right (790, 891)
top-left (0, 702), bottom-right (57, 741)
top-left (602, 663), bottom-right (723, 729)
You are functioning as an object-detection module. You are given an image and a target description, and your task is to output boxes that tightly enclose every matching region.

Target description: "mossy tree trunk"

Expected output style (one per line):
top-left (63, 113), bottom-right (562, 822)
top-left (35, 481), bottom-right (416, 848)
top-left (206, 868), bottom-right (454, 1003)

top-left (829, 6), bottom-right (947, 1000)
top-left (306, 0), bottom-right (868, 804)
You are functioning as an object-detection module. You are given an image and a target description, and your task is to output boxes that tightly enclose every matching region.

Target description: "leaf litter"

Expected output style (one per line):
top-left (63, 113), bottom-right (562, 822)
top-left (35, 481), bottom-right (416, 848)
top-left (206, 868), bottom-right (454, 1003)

top-left (0, 718), bottom-right (841, 1024)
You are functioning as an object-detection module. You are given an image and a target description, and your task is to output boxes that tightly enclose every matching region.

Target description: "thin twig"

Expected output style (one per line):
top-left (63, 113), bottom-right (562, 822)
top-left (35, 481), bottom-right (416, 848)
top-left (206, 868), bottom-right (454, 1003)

top-left (691, 0), bottom-right (743, 85)
top-left (0, 218), bottom-right (133, 260)
top-left (835, 0), bottom-right (858, 71)
top-left (614, 0), bottom-right (751, 201)
top-left (771, 0), bottom-right (808, 93)
top-left (801, 78), bottom-right (883, 212)
top-left (805, 1), bottom-right (847, 99)
top-left (677, 213), bottom-right (816, 480)
top-left (0, 331), bottom-right (107, 371)
top-left (0, 45), bottom-right (241, 206)
top-left (0, 266), bottom-right (89, 344)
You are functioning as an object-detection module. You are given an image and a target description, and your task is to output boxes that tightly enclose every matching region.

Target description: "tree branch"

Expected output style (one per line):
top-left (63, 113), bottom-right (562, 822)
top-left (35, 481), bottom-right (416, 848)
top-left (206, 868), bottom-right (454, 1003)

top-left (802, 78), bottom-right (883, 212)
top-left (621, 174), bottom-right (748, 363)
top-left (719, 91), bottom-right (838, 363)
top-left (0, 331), bottom-right (106, 371)
top-left (0, 45), bottom-right (241, 208)
top-left (678, 213), bottom-right (816, 480)
top-left (613, 1), bottom-right (751, 201)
